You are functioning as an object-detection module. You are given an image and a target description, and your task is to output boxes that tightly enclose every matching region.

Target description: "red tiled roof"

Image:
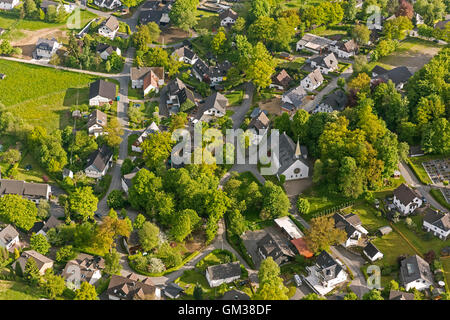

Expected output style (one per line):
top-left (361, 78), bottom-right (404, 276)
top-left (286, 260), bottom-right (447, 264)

top-left (291, 238), bottom-right (313, 258)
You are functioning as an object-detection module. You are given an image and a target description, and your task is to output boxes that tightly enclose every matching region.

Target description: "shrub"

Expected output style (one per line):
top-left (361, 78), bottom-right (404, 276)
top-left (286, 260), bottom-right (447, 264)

top-left (107, 190), bottom-right (126, 209)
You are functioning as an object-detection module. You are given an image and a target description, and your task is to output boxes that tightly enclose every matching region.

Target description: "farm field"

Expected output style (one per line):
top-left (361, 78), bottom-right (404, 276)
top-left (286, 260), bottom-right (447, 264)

top-left (0, 59), bottom-right (99, 131)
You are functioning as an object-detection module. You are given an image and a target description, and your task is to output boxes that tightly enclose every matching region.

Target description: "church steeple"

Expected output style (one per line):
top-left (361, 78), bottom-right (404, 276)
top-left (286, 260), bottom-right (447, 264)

top-left (295, 140), bottom-right (301, 158)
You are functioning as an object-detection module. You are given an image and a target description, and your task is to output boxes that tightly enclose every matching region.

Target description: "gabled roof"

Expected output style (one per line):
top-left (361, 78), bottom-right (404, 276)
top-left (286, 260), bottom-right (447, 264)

top-left (399, 255), bottom-right (433, 286)
top-left (371, 65), bottom-right (388, 76)
top-left (275, 132), bottom-right (308, 175)
top-left (297, 33), bottom-right (335, 50)
top-left (130, 67), bottom-right (152, 81)
top-left (0, 224), bottom-right (19, 244)
top-left (17, 250), bottom-right (53, 271)
top-left (320, 89), bottom-right (347, 111)
top-left (310, 52), bottom-right (338, 70)
top-left (333, 212), bottom-right (359, 238)
top-left (219, 8), bottom-right (238, 21)
top-left (304, 68), bottom-right (324, 87)
top-left (86, 145), bottom-right (113, 172)
top-left (206, 262), bottom-right (241, 281)
top-left (389, 290), bottom-right (415, 300)
top-left (363, 242), bottom-right (382, 259)
top-left (423, 209), bottom-right (450, 232)
top-left (393, 183), bottom-right (420, 206)
top-left (96, 43), bottom-right (117, 55)
top-left (337, 39), bottom-right (358, 53)
top-left (193, 58), bottom-right (210, 77)
top-left (87, 109), bottom-right (108, 128)
top-left (316, 251), bottom-right (343, 281)
top-left (248, 110), bottom-right (270, 131)
top-left (283, 85), bottom-right (307, 108)
top-left (381, 66), bottom-right (412, 86)
top-left (172, 46), bottom-right (196, 60)
top-left (200, 91), bottom-right (228, 114)
top-left (257, 232), bottom-right (296, 263)
top-left (36, 38), bottom-right (58, 52)
top-left (102, 16), bottom-right (119, 32)
top-left (0, 179), bottom-right (50, 198)
top-left (107, 274), bottom-right (158, 300)
top-left (272, 69), bottom-right (292, 88)
top-left (89, 80), bottom-right (116, 100)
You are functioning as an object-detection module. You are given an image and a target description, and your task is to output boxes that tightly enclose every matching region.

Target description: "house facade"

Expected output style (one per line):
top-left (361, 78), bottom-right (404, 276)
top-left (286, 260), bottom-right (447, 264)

top-left (219, 9), bottom-right (238, 27)
top-left (94, 0), bottom-right (121, 10)
top-left (87, 109), bottom-right (108, 137)
top-left (130, 67), bottom-right (164, 95)
top-left (333, 212), bottom-right (368, 247)
top-left (107, 274), bottom-right (161, 300)
top-left (0, 225), bottom-right (19, 252)
top-left (330, 39), bottom-right (358, 58)
top-left (423, 209), bottom-right (450, 240)
top-left (0, 0), bottom-right (19, 10)
top-left (363, 242), bottom-right (384, 262)
top-left (85, 145), bottom-right (113, 179)
top-left (300, 68), bottom-right (324, 91)
top-left (35, 38), bottom-right (61, 59)
top-left (62, 254), bottom-right (105, 290)
top-left (393, 183), bottom-right (422, 215)
top-left (296, 33), bottom-right (335, 54)
top-left (131, 122), bottom-right (159, 153)
top-left (98, 16), bottom-right (120, 40)
top-left (171, 46), bottom-right (198, 65)
top-left (309, 52), bottom-right (338, 74)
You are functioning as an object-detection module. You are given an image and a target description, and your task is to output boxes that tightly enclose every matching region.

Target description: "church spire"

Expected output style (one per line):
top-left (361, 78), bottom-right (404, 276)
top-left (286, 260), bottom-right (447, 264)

top-left (295, 139), bottom-right (301, 158)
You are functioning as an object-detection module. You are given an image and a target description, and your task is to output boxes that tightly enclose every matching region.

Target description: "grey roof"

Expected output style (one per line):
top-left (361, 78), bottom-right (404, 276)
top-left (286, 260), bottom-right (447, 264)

top-left (206, 262), bottom-right (241, 281)
top-left (36, 38), bottom-right (58, 52)
top-left (89, 80), bottom-right (116, 100)
top-left (393, 183), bottom-right (420, 206)
top-left (197, 91), bottom-right (228, 117)
top-left (276, 132), bottom-right (308, 175)
top-left (96, 43), bottom-right (117, 55)
top-left (363, 242), bottom-right (382, 259)
top-left (86, 145), bottom-right (113, 172)
top-left (316, 251), bottom-right (343, 281)
top-left (310, 53), bottom-right (338, 70)
top-left (282, 85), bottom-right (307, 108)
top-left (337, 39), bottom-right (358, 53)
top-left (371, 65), bottom-right (388, 76)
top-left (43, 215), bottom-right (62, 233)
top-left (62, 253), bottom-right (105, 283)
top-left (220, 290), bottom-right (251, 300)
top-left (257, 232), bottom-right (296, 264)
top-left (434, 19), bottom-right (449, 30)
top-left (164, 282), bottom-right (184, 298)
top-left (0, 224), bottom-right (19, 244)
top-left (389, 290), bottom-right (415, 300)
top-left (380, 66), bottom-right (412, 86)
top-left (333, 212), bottom-right (360, 238)
top-left (167, 78), bottom-right (195, 105)
top-left (399, 255), bottom-right (433, 286)
top-left (193, 58), bottom-right (210, 78)
top-left (320, 89), bottom-right (347, 111)
top-left (250, 107), bottom-right (268, 119)
top-left (122, 167), bottom-right (139, 189)
top-left (87, 109), bottom-right (108, 128)
top-left (423, 209), bottom-right (450, 232)
top-left (172, 46), bottom-right (196, 60)
top-left (209, 61), bottom-right (232, 78)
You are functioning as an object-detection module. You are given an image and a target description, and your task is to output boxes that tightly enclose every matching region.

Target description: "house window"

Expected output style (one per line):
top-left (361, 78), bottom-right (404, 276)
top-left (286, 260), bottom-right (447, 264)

top-left (294, 168), bottom-right (300, 174)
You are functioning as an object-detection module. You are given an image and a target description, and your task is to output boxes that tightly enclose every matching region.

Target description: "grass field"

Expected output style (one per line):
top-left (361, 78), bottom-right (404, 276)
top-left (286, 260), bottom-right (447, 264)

top-left (196, 10), bottom-right (219, 32)
top-left (0, 280), bottom-right (45, 300)
top-left (441, 257), bottom-right (450, 289)
top-left (225, 90), bottom-right (244, 106)
top-left (430, 188), bottom-right (450, 211)
top-left (0, 60), bottom-right (100, 131)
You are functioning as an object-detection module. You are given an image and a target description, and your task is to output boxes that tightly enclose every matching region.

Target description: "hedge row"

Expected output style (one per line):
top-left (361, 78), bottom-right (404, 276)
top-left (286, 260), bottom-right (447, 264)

top-left (405, 158), bottom-right (430, 185)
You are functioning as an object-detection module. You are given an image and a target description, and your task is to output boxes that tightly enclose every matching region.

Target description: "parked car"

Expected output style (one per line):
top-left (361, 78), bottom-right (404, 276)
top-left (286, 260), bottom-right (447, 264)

top-left (294, 274), bottom-right (302, 287)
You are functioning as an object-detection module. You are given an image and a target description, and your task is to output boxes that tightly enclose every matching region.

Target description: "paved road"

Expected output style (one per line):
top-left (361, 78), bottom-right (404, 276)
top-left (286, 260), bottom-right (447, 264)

top-left (231, 83), bottom-right (255, 129)
top-left (330, 246), bottom-right (367, 288)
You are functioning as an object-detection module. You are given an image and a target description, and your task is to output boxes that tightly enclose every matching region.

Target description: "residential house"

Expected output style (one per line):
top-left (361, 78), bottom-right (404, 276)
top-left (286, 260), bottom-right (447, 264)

top-left (166, 78), bottom-right (196, 115)
top-left (163, 283), bottom-right (184, 299)
top-left (62, 253), bottom-right (105, 290)
top-left (281, 85), bottom-right (307, 113)
top-left (87, 109), bottom-right (108, 136)
top-left (333, 212), bottom-right (368, 247)
top-left (303, 251), bottom-right (348, 295)
top-left (206, 262), bottom-right (241, 288)
top-left (131, 122), bottom-right (160, 153)
top-left (121, 167), bottom-right (139, 194)
top-left (35, 215), bottom-right (63, 238)
top-left (393, 183), bottom-right (422, 215)
top-left (130, 67), bottom-right (164, 95)
top-left (312, 89), bottom-right (348, 113)
top-left (195, 91), bottom-right (228, 122)
top-left (219, 8), bottom-right (238, 27)
top-left (389, 290), bottom-right (415, 300)
top-left (309, 53), bottom-right (338, 74)
top-left (296, 33), bottom-right (335, 54)
top-left (84, 145), bottom-right (113, 179)
top-left (0, 224), bottom-right (19, 252)
top-left (256, 232), bottom-right (296, 266)
top-left (208, 61), bottom-right (232, 86)
top-left (139, 9), bottom-right (170, 26)
top-left (94, 0), bottom-right (122, 10)
top-left (0, 0), bottom-right (19, 10)
top-left (14, 250), bottom-right (54, 275)
top-left (274, 216), bottom-right (304, 240)
top-left (248, 110), bottom-right (270, 134)
top-left (250, 107), bottom-right (268, 119)
top-left (330, 39), bottom-right (358, 58)
top-left (63, 168), bottom-right (73, 179)
top-left (0, 179), bottom-right (51, 203)
top-left (399, 255), bottom-right (434, 291)
top-left (363, 242), bottom-right (384, 262)
top-left (34, 38), bottom-right (61, 59)
top-left (171, 46), bottom-right (198, 65)
top-left (98, 16), bottom-right (120, 40)
top-left (423, 208), bottom-right (450, 240)
top-left (107, 274), bottom-right (161, 300)
top-left (220, 290), bottom-right (251, 300)
top-left (371, 66), bottom-right (413, 90)
top-left (88, 80), bottom-right (116, 106)
top-left (269, 69), bottom-right (292, 90)
top-left (192, 58), bottom-right (210, 82)
top-left (300, 68), bottom-right (324, 91)
top-left (270, 132), bottom-right (310, 181)
top-left (96, 43), bottom-right (121, 60)
top-left (40, 0), bottom-right (76, 13)
top-left (415, 13), bottom-right (425, 25)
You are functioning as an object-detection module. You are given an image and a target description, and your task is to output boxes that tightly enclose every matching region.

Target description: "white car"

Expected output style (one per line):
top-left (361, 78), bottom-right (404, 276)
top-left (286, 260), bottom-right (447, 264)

top-left (294, 274), bottom-right (302, 287)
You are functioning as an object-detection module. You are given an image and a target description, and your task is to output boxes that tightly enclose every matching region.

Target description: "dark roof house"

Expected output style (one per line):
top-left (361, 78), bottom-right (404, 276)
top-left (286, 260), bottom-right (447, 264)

top-left (257, 232), bottom-right (296, 265)
top-left (89, 80), bottom-right (116, 101)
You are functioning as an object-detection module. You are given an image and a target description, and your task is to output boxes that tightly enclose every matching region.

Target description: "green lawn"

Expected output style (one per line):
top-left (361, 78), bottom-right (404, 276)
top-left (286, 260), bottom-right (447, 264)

top-left (407, 155), bottom-right (446, 184)
top-left (300, 186), bottom-right (353, 220)
top-left (128, 84), bottom-right (144, 100)
top-left (0, 60), bottom-right (100, 131)
top-left (225, 90), bottom-right (244, 106)
top-left (195, 10), bottom-right (219, 31)
top-left (430, 188), bottom-right (450, 211)
top-left (0, 280), bottom-right (45, 300)
top-left (196, 250), bottom-right (236, 272)
top-left (441, 258), bottom-right (450, 289)
top-left (174, 269), bottom-right (216, 300)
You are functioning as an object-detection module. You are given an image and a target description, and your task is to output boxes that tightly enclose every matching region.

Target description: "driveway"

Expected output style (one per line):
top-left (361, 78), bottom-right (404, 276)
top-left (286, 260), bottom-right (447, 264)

top-left (330, 245), bottom-right (368, 288)
top-left (232, 83), bottom-right (255, 129)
